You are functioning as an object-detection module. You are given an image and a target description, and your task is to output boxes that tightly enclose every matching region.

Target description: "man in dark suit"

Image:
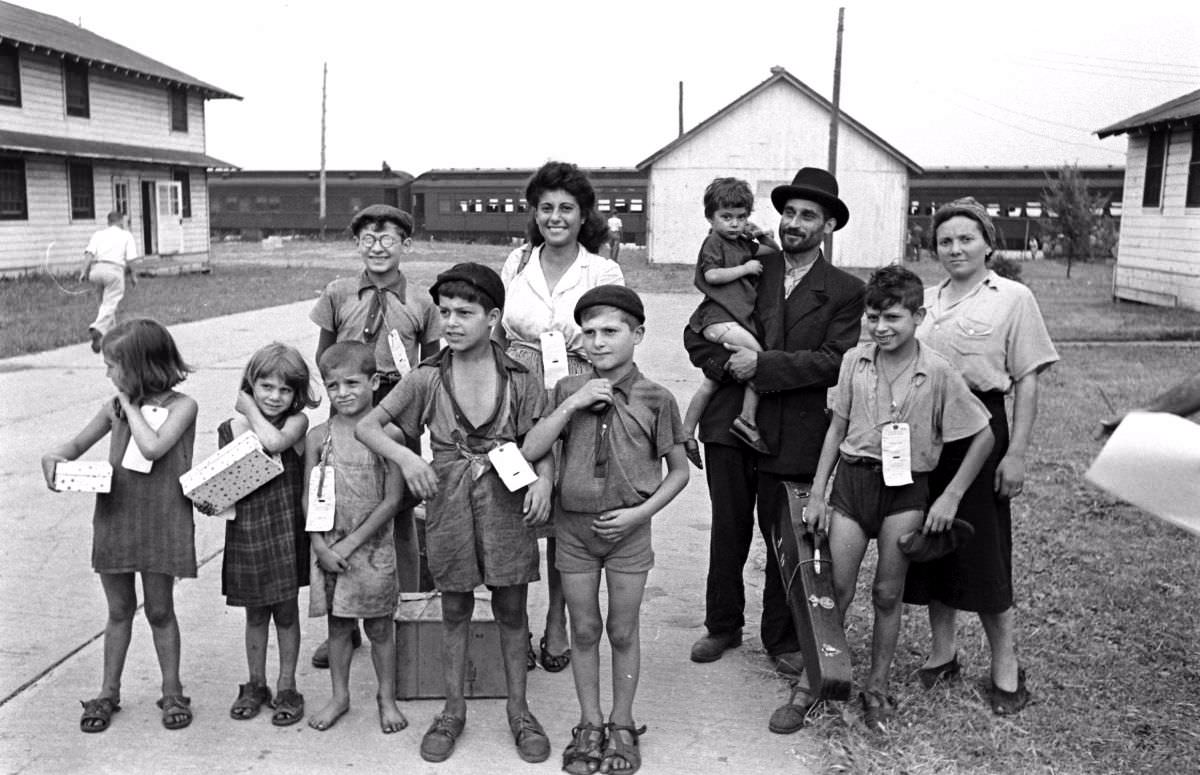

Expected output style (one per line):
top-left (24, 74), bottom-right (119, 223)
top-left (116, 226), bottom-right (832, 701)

top-left (684, 168), bottom-right (865, 675)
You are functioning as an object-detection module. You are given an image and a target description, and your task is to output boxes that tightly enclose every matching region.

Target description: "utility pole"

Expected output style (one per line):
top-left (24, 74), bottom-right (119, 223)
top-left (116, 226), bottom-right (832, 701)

top-left (825, 7), bottom-right (844, 262)
top-left (678, 81), bottom-right (684, 137)
top-left (319, 62), bottom-right (328, 240)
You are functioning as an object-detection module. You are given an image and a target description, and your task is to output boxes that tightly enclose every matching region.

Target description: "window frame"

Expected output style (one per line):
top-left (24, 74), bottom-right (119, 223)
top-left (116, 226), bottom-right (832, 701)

top-left (169, 86), bottom-right (188, 132)
top-left (1186, 128), bottom-right (1200, 208)
top-left (1143, 129), bottom-right (1167, 208)
top-left (68, 161), bottom-right (95, 221)
top-left (63, 59), bottom-right (89, 118)
top-left (0, 42), bottom-right (20, 108)
top-left (171, 168), bottom-right (192, 218)
top-left (0, 157), bottom-right (29, 220)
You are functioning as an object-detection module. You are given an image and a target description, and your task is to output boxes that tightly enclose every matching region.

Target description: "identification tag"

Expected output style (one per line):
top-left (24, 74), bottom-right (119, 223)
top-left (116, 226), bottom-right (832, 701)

top-left (306, 464), bottom-right (335, 532)
top-left (387, 329), bottom-right (412, 376)
top-left (539, 330), bottom-right (569, 390)
top-left (121, 405), bottom-right (169, 473)
top-left (487, 442), bottom-right (539, 492)
top-left (881, 422), bottom-right (914, 486)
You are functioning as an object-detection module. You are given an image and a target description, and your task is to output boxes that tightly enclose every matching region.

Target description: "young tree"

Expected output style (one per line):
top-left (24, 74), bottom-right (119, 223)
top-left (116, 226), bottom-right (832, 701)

top-left (1040, 164), bottom-right (1114, 278)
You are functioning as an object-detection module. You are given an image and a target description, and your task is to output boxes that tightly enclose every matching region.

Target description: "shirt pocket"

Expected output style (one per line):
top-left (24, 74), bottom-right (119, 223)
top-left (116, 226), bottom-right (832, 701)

top-left (950, 317), bottom-right (997, 356)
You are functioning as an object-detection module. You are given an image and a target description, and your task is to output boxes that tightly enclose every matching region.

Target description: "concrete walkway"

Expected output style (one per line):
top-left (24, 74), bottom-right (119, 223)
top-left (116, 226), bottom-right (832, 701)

top-left (0, 295), bottom-right (816, 774)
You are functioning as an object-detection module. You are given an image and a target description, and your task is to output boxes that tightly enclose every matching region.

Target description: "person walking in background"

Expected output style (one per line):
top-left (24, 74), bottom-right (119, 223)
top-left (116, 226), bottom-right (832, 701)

top-left (605, 212), bottom-right (623, 263)
top-left (81, 211), bottom-right (138, 353)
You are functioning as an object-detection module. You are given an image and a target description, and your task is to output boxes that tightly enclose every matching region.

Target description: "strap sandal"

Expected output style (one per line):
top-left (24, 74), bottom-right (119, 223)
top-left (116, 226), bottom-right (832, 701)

top-left (157, 694), bottom-right (193, 730)
top-left (916, 653), bottom-right (961, 689)
top-left (270, 689), bottom-right (305, 727)
top-left (860, 689), bottom-right (896, 734)
top-left (562, 722), bottom-right (606, 775)
top-left (683, 438), bottom-right (704, 469)
top-left (989, 667), bottom-right (1031, 716)
top-left (508, 710), bottom-right (550, 763)
top-left (79, 696), bottom-right (120, 733)
top-left (768, 684), bottom-right (816, 734)
top-left (539, 635), bottom-right (571, 673)
top-left (229, 681), bottom-right (272, 721)
top-left (730, 416), bottom-right (772, 455)
top-left (602, 722), bottom-right (647, 775)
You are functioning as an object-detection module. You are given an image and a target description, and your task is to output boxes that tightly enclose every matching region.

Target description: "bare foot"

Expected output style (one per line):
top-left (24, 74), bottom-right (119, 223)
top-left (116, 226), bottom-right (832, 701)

top-left (307, 697), bottom-right (349, 731)
top-left (377, 696), bottom-right (408, 734)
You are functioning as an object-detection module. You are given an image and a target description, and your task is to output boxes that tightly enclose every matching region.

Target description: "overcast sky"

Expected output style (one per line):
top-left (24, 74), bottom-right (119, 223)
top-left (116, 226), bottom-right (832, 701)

top-left (22, 0), bottom-right (1200, 173)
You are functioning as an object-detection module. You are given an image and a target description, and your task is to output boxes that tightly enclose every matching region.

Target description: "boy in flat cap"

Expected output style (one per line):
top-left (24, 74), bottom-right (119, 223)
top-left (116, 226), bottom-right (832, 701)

top-left (308, 204), bottom-right (442, 664)
top-left (522, 284), bottom-right (689, 775)
top-left (356, 263), bottom-right (553, 765)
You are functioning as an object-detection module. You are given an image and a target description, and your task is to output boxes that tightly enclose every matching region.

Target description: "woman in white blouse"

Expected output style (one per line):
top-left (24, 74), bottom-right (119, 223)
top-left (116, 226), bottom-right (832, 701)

top-left (495, 161), bottom-right (624, 673)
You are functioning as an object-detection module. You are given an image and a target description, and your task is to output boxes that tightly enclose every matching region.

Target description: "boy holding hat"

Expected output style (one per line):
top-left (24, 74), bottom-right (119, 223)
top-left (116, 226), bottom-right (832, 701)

top-left (522, 285), bottom-right (689, 775)
top-left (356, 262), bottom-right (554, 764)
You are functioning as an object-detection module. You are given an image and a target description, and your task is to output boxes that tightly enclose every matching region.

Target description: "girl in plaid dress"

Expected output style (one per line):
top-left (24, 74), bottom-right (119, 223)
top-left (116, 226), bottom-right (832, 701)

top-left (220, 343), bottom-right (319, 726)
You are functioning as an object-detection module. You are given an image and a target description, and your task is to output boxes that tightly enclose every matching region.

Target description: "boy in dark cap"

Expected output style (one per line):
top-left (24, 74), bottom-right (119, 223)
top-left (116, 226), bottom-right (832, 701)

top-left (522, 284), bottom-right (690, 775)
top-left (356, 263), bottom-right (554, 765)
top-left (308, 204), bottom-right (442, 665)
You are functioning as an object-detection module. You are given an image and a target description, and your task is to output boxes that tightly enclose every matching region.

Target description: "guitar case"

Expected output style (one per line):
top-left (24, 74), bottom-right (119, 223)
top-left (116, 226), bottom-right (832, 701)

top-left (771, 481), bottom-right (852, 701)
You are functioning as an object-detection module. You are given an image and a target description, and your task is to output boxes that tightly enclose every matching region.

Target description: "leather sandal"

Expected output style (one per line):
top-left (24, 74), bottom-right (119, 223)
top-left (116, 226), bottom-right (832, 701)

top-left (539, 635), bottom-right (571, 673)
top-left (157, 694), bottom-right (193, 730)
top-left (230, 681), bottom-right (272, 721)
top-left (270, 689), bottom-right (305, 727)
top-left (562, 722), bottom-right (606, 775)
top-left (80, 696), bottom-right (120, 733)
top-left (602, 722), bottom-right (647, 775)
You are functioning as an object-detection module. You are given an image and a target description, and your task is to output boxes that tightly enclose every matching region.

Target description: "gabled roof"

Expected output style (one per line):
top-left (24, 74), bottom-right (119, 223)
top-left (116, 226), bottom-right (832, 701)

top-left (637, 66), bottom-right (921, 174)
top-left (1096, 87), bottom-right (1200, 139)
top-left (0, 128), bottom-right (236, 168)
top-left (0, 1), bottom-right (239, 100)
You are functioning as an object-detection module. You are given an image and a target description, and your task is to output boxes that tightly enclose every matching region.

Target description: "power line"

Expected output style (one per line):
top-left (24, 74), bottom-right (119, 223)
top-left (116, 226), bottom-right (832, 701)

top-left (1015, 58), bottom-right (1198, 86)
top-left (1034, 50), bottom-right (1200, 74)
top-left (940, 94), bottom-right (1127, 157)
top-left (952, 89), bottom-right (1095, 133)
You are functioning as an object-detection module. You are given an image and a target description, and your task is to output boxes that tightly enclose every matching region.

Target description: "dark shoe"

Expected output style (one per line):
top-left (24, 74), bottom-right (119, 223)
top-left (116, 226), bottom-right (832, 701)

top-left (311, 627), bottom-right (363, 668)
top-left (860, 689), bottom-right (896, 733)
top-left (772, 650), bottom-right (806, 678)
top-left (508, 710), bottom-right (551, 763)
top-left (683, 438), bottom-right (704, 470)
top-left (562, 722), bottom-right (606, 775)
top-left (768, 685), bottom-right (815, 734)
top-left (270, 689), bottom-right (305, 727)
top-left (989, 667), bottom-right (1030, 716)
top-left (420, 713), bottom-right (466, 763)
top-left (730, 416), bottom-right (772, 455)
top-left (80, 696), bottom-right (120, 733)
top-left (917, 653), bottom-right (961, 689)
top-left (229, 681), bottom-right (272, 721)
top-left (539, 635), bottom-right (571, 673)
top-left (88, 328), bottom-right (103, 353)
top-left (689, 631), bottom-right (742, 663)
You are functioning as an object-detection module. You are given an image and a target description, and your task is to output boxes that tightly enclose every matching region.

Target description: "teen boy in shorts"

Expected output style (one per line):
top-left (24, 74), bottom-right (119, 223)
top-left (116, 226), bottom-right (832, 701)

top-left (806, 266), bottom-right (993, 732)
top-left (521, 285), bottom-right (689, 775)
top-left (356, 263), bottom-right (553, 765)
top-left (308, 204), bottom-right (441, 666)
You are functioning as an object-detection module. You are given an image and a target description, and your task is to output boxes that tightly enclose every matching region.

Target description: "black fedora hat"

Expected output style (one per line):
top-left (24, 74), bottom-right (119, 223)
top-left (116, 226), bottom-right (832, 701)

top-left (770, 167), bottom-right (849, 231)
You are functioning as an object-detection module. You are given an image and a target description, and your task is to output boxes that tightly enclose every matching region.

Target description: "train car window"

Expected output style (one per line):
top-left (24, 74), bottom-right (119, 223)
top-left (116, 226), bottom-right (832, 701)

top-left (1109, 201), bottom-right (1122, 217)
top-left (254, 195), bottom-right (269, 211)
top-left (269, 196), bottom-right (281, 213)
top-left (504, 198), bottom-right (514, 213)
top-left (986, 203), bottom-right (1000, 217)
top-left (1006, 205), bottom-right (1022, 218)
top-left (487, 198), bottom-right (500, 213)
top-left (1025, 202), bottom-right (1042, 217)
top-left (909, 201), bottom-right (920, 216)
top-left (439, 198), bottom-right (452, 214)
top-left (350, 197), bottom-right (363, 211)
top-left (518, 199), bottom-right (528, 213)
top-left (631, 199), bottom-right (644, 213)
top-left (614, 199), bottom-right (628, 213)
top-left (598, 199), bottom-right (611, 212)
top-left (473, 199), bottom-right (484, 213)
top-left (459, 199), bottom-right (470, 213)
top-left (238, 198), bottom-right (251, 213)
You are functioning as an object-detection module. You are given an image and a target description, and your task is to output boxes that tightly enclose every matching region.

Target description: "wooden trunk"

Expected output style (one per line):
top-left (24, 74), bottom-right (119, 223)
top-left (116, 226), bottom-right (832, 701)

top-left (771, 482), bottom-right (852, 700)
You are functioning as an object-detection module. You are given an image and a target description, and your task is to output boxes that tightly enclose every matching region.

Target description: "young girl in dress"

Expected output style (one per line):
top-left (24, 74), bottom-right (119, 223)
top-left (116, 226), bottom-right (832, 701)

top-left (40, 318), bottom-right (198, 733)
top-left (220, 343), bottom-right (319, 726)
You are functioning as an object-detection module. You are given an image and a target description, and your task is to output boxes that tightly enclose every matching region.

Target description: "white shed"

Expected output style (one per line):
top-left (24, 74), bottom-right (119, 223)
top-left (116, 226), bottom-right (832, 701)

top-left (1097, 88), bottom-right (1200, 309)
top-left (637, 66), bottom-right (921, 268)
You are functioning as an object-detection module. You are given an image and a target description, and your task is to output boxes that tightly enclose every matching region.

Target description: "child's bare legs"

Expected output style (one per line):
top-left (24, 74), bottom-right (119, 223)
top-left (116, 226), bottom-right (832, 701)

top-left (94, 573), bottom-right (137, 717)
top-left (561, 571), bottom-right (605, 726)
top-left (243, 605), bottom-right (271, 689)
top-left (308, 614), bottom-right (355, 730)
top-left (271, 598), bottom-right (300, 694)
top-left (490, 584), bottom-right (534, 718)
top-left (710, 324), bottom-right (764, 424)
top-left (683, 378), bottom-right (718, 438)
top-left (868, 510), bottom-right (923, 694)
top-left (438, 590), bottom-right (474, 721)
top-left (605, 570), bottom-right (647, 726)
top-left (141, 573), bottom-right (184, 700)
top-left (363, 614), bottom-right (406, 733)
top-left (829, 509), bottom-right (869, 622)
top-left (543, 539), bottom-right (570, 658)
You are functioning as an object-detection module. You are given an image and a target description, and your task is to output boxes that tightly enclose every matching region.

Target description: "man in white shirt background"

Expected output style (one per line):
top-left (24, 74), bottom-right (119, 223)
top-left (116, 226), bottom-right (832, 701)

top-left (81, 210), bottom-right (138, 352)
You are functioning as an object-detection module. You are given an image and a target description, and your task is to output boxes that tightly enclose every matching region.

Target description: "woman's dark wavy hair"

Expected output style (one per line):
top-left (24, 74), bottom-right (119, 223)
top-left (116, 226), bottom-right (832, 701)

top-left (101, 318), bottom-right (192, 403)
top-left (523, 161), bottom-right (609, 254)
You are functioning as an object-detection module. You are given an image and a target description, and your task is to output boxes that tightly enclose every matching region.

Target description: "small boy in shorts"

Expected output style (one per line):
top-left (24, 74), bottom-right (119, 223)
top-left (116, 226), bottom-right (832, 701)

top-left (522, 284), bottom-right (689, 775)
top-left (305, 342), bottom-right (407, 734)
top-left (356, 263), bottom-right (554, 765)
top-left (806, 266), bottom-right (994, 732)
top-left (682, 177), bottom-right (779, 465)
top-left (309, 204), bottom-right (441, 663)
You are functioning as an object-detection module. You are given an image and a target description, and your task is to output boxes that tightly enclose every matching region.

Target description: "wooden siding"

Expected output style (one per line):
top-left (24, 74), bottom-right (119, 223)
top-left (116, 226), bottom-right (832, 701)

top-left (0, 49), bottom-right (205, 152)
top-left (645, 79), bottom-right (908, 267)
top-left (1113, 127), bottom-right (1200, 309)
top-left (0, 156), bottom-right (210, 273)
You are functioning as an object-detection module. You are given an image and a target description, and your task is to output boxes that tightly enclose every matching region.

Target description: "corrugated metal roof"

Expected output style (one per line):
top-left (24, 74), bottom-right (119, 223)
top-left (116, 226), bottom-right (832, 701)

top-left (0, 1), bottom-right (239, 99)
top-left (1096, 87), bottom-right (1200, 138)
top-left (0, 128), bottom-right (236, 168)
top-left (637, 67), bottom-right (922, 174)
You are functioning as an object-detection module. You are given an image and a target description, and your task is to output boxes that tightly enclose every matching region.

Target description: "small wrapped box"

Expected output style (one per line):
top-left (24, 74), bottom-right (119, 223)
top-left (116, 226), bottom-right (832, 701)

top-left (179, 431), bottom-right (283, 515)
top-left (53, 461), bottom-right (113, 493)
top-left (394, 591), bottom-right (506, 699)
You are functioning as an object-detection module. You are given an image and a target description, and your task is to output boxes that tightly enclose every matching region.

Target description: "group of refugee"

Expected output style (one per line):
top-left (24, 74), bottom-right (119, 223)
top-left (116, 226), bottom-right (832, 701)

top-left (43, 158), bottom-right (1064, 773)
